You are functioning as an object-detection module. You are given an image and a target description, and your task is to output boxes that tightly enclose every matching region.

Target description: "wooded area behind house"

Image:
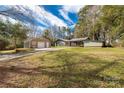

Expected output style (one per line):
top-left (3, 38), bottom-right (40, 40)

top-left (0, 5), bottom-right (124, 50)
top-left (74, 5), bottom-right (124, 47)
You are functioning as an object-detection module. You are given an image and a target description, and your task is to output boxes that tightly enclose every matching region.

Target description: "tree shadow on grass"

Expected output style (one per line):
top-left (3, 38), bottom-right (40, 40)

top-left (40, 61), bottom-right (118, 87)
top-left (0, 52), bottom-right (123, 87)
top-left (38, 52), bottom-right (124, 88)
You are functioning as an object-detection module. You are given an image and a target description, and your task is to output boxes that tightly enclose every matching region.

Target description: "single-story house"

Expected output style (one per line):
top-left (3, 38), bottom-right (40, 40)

top-left (56, 37), bottom-right (103, 47)
top-left (24, 38), bottom-right (51, 48)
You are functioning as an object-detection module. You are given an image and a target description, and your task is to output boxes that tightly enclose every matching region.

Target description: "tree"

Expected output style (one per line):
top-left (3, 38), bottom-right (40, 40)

top-left (0, 20), bottom-right (7, 38)
top-left (42, 29), bottom-right (52, 40)
top-left (0, 20), bottom-right (9, 50)
top-left (101, 6), bottom-right (124, 44)
top-left (74, 5), bottom-right (124, 47)
top-left (42, 29), bottom-right (54, 45)
top-left (74, 5), bottom-right (102, 40)
top-left (5, 22), bottom-right (29, 49)
top-left (65, 27), bottom-right (73, 39)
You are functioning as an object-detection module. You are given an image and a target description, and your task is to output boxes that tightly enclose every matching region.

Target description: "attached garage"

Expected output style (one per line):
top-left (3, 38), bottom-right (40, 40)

top-left (24, 38), bottom-right (51, 48)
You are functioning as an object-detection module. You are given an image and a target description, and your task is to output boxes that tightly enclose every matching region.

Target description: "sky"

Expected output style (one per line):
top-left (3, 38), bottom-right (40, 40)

top-left (42, 5), bottom-right (82, 25)
top-left (0, 5), bottom-right (83, 31)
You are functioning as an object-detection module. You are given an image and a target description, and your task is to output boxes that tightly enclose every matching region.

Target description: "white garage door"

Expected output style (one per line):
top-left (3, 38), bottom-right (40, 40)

top-left (38, 42), bottom-right (45, 48)
top-left (46, 42), bottom-right (49, 48)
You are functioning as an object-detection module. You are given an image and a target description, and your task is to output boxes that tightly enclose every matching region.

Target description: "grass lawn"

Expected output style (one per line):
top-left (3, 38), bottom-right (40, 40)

top-left (0, 48), bottom-right (34, 54)
top-left (0, 50), bottom-right (16, 54)
top-left (0, 47), bottom-right (124, 87)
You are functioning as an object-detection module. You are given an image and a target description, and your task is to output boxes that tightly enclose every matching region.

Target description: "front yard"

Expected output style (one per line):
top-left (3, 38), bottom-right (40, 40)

top-left (0, 47), bottom-right (124, 87)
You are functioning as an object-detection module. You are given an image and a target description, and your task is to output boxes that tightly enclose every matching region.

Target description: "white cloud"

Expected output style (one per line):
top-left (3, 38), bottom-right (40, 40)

top-left (0, 5), bottom-right (82, 30)
top-left (37, 6), bottom-right (67, 27)
top-left (0, 14), bottom-right (17, 24)
top-left (59, 5), bottom-right (83, 24)
top-left (59, 9), bottom-right (74, 24)
top-left (25, 5), bottom-right (67, 27)
top-left (22, 5), bottom-right (83, 27)
top-left (1, 5), bottom-right (67, 27)
top-left (62, 5), bottom-right (84, 13)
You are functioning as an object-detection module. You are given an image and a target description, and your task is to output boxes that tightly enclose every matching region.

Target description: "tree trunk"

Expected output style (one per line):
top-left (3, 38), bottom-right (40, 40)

top-left (108, 38), bottom-right (112, 47)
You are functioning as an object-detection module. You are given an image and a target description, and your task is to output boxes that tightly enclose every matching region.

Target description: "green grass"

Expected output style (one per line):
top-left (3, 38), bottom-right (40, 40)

top-left (0, 47), bottom-right (124, 87)
top-left (0, 50), bottom-right (16, 54)
top-left (52, 46), bottom-right (71, 48)
top-left (0, 48), bottom-right (34, 54)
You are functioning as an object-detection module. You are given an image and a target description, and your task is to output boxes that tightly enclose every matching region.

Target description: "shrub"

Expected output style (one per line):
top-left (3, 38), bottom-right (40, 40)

top-left (5, 45), bottom-right (15, 50)
top-left (120, 41), bottom-right (124, 47)
top-left (0, 39), bottom-right (9, 50)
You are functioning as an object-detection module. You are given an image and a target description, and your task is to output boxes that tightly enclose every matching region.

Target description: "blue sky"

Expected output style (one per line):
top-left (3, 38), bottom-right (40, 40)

top-left (0, 5), bottom-right (83, 30)
top-left (42, 5), bottom-right (79, 26)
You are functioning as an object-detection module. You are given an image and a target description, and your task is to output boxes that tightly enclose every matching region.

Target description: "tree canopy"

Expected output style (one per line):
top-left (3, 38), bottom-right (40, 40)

top-left (74, 5), bottom-right (124, 46)
top-left (0, 20), bottom-right (29, 50)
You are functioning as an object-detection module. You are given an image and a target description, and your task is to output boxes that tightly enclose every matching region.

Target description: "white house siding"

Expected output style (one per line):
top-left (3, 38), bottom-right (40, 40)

top-left (84, 41), bottom-right (103, 47)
